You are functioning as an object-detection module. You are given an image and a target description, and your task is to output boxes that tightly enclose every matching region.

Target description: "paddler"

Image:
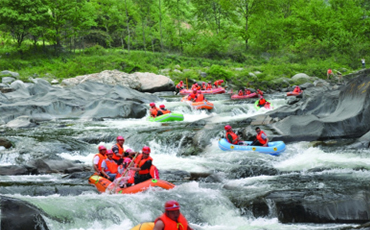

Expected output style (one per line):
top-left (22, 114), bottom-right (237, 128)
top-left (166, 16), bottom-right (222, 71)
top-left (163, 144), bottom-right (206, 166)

top-left (150, 102), bottom-right (164, 117)
top-left (112, 136), bottom-right (125, 165)
top-left (159, 104), bottom-right (171, 114)
top-left (130, 146), bottom-right (154, 184)
top-left (175, 81), bottom-right (184, 95)
top-left (250, 127), bottom-right (269, 147)
top-left (292, 85), bottom-right (302, 93)
top-left (187, 89), bottom-right (197, 101)
top-left (153, 200), bottom-right (194, 230)
top-left (93, 145), bottom-right (107, 176)
top-left (101, 150), bottom-right (118, 181)
top-left (206, 81), bottom-right (213, 90)
top-left (194, 90), bottom-right (205, 102)
top-left (257, 97), bottom-right (267, 108)
top-left (214, 79), bottom-right (224, 88)
top-left (224, 125), bottom-right (244, 145)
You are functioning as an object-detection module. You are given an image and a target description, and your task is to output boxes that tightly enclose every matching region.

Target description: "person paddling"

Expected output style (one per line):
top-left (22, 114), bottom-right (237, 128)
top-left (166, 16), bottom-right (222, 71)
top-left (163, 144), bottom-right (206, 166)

top-left (112, 136), bottom-right (125, 165)
top-left (206, 81), bottom-right (213, 90)
top-left (194, 90), bottom-right (205, 102)
top-left (257, 97), bottom-right (267, 108)
top-left (101, 150), bottom-right (118, 181)
top-left (187, 89), bottom-right (197, 101)
top-left (224, 125), bottom-right (244, 145)
top-left (130, 146), bottom-right (154, 184)
top-left (93, 145), bottom-right (107, 176)
top-left (153, 200), bottom-right (194, 230)
top-left (175, 81), bottom-right (184, 95)
top-left (245, 88), bottom-right (251, 95)
top-left (238, 90), bottom-right (244, 96)
top-left (293, 85), bottom-right (302, 93)
top-left (150, 102), bottom-right (164, 117)
top-left (250, 127), bottom-right (269, 147)
top-left (159, 104), bottom-right (171, 114)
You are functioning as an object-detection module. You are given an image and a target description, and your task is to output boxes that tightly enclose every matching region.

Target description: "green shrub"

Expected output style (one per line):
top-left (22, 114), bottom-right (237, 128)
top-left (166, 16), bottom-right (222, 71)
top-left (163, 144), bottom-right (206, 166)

top-left (206, 65), bottom-right (232, 81)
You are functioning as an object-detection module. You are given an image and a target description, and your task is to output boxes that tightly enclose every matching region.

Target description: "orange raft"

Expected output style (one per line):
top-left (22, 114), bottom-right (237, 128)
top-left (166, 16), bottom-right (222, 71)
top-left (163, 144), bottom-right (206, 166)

top-left (181, 97), bottom-right (214, 110)
top-left (286, 91), bottom-right (302, 96)
top-left (88, 175), bottom-right (175, 194)
top-left (179, 87), bottom-right (226, 95)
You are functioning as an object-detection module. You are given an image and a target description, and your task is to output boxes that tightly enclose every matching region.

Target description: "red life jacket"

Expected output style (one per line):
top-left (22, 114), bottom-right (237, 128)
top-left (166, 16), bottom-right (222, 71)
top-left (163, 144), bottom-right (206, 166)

top-left (259, 98), bottom-right (266, 105)
top-left (150, 165), bottom-right (160, 179)
top-left (160, 108), bottom-right (171, 114)
top-left (214, 80), bottom-right (223, 86)
top-left (112, 143), bottom-right (124, 161)
top-left (93, 153), bottom-right (106, 171)
top-left (257, 89), bottom-right (263, 95)
top-left (135, 154), bottom-right (154, 175)
top-left (206, 84), bottom-right (212, 90)
top-left (104, 159), bottom-right (118, 174)
top-left (176, 82), bottom-right (183, 89)
top-left (191, 85), bottom-right (197, 90)
top-left (293, 87), bottom-right (301, 93)
top-left (256, 130), bottom-right (267, 145)
top-left (226, 131), bottom-right (239, 144)
top-left (202, 84), bottom-right (206, 90)
top-left (155, 213), bottom-right (189, 230)
top-left (328, 69), bottom-right (332, 74)
top-left (238, 90), bottom-right (243, 96)
top-left (195, 94), bottom-right (204, 102)
top-left (245, 90), bottom-right (251, 95)
top-left (150, 107), bottom-right (163, 117)
top-left (187, 93), bottom-right (196, 100)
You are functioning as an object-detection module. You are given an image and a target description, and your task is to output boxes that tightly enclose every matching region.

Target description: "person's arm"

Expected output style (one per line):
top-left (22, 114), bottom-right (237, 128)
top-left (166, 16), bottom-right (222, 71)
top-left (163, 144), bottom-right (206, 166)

top-left (100, 161), bottom-right (110, 178)
top-left (261, 133), bottom-right (269, 147)
top-left (93, 156), bottom-right (100, 173)
top-left (153, 220), bottom-right (164, 230)
top-left (112, 146), bottom-right (122, 158)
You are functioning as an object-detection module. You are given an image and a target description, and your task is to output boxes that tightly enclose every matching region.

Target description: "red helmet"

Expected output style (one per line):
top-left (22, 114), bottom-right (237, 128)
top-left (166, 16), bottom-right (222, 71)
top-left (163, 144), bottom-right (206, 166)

top-left (165, 200), bottom-right (180, 211)
top-left (149, 102), bottom-right (155, 107)
top-left (224, 125), bottom-right (232, 131)
top-left (117, 136), bottom-right (125, 141)
top-left (180, 81), bottom-right (183, 83)
top-left (193, 89), bottom-right (197, 94)
top-left (159, 104), bottom-right (165, 109)
top-left (142, 146), bottom-right (151, 154)
top-left (195, 83), bottom-right (198, 85)
top-left (125, 149), bottom-right (132, 153)
top-left (220, 80), bottom-right (224, 83)
top-left (98, 145), bottom-right (106, 151)
top-left (202, 82), bottom-right (205, 85)
top-left (106, 150), bottom-right (114, 155)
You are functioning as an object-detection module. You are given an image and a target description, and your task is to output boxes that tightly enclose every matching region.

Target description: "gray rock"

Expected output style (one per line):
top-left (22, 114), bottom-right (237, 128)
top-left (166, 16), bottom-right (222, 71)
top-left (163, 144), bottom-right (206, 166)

top-left (134, 72), bottom-right (174, 92)
top-left (0, 83), bottom-right (6, 89)
top-left (1, 195), bottom-right (49, 230)
top-left (234, 68), bottom-right (244, 71)
top-left (26, 159), bottom-right (77, 174)
top-left (173, 69), bottom-right (182, 73)
top-left (6, 116), bottom-right (38, 129)
top-left (1, 70), bottom-right (19, 78)
top-left (292, 73), bottom-right (311, 80)
top-left (313, 79), bottom-right (330, 87)
top-left (0, 165), bottom-right (38, 175)
top-left (200, 72), bottom-right (207, 78)
top-left (300, 82), bottom-right (314, 89)
top-left (2, 77), bottom-right (15, 84)
top-left (51, 79), bottom-right (59, 84)
top-left (0, 138), bottom-right (12, 149)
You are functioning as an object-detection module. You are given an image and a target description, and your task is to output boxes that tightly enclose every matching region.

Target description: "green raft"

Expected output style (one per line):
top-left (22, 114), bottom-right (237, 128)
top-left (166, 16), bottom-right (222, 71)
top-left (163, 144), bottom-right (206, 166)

top-left (254, 100), bottom-right (273, 111)
top-left (148, 113), bottom-right (184, 122)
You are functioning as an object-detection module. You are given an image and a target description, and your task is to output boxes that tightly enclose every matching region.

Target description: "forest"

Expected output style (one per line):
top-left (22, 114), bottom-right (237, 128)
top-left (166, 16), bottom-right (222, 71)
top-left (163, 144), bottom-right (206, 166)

top-left (0, 0), bottom-right (369, 86)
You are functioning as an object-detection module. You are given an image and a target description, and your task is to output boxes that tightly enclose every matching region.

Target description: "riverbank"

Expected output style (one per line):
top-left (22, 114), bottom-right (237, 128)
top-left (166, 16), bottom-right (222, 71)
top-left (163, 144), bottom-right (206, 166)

top-left (0, 46), bottom-right (356, 90)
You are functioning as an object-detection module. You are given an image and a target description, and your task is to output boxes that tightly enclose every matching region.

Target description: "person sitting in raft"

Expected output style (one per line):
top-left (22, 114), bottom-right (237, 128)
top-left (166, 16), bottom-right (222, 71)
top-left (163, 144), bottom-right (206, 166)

top-left (194, 91), bottom-right (206, 102)
top-left (250, 127), bottom-right (269, 147)
top-left (159, 104), bottom-right (171, 114)
top-left (112, 136), bottom-right (125, 165)
top-left (257, 89), bottom-right (264, 96)
top-left (150, 102), bottom-right (164, 117)
top-left (153, 200), bottom-right (194, 230)
top-left (116, 149), bottom-right (136, 188)
top-left (292, 85), bottom-right (302, 93)
top-left (224, 125), bottom-right (244, 145)
top-left (130, 146), bottom-right (154, 184)
top-left (238, 90), bottom-right (244, 96)
top-left (257, 97), bottom-right (267, 108)
top-left (187, 89), bottom-right (198, 101)
top-left (93, 145), bottom-right (107, 176)
top-left (196, 83), bottom-right (201, 90)
top-left (214, 79), bottom-right (224, 88)
top-left (101, 150), bottom-right (118, 181)
top-left (202, 82), bottom-right (207, 90)
top-left (245, 88), bottom-right (251, 95)
top-left (175, 81), bottom-right (184, 95)
top-left (206, 81), bottom-right (213, 90)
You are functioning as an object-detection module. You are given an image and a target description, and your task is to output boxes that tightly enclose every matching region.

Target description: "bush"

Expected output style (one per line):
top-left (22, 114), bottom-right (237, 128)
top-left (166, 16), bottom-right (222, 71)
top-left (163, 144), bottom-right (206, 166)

top-left (206, 65), bottom-right (232, 81)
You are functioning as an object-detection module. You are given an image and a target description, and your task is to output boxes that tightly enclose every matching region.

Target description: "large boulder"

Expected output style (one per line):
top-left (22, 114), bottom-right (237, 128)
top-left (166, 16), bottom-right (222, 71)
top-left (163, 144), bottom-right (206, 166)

top-left (26, 159), bottom-right (86, 174)
top-left (1, 70), bottom-right (19, 78)
top-left (61, 70), bottom-right (174, 92)
top-left (6, 116), bottom-right (39, 128)
top-left (0, 196), bottom-right (49, 230)
top-left (0, 80), bottom-right (160, 123)
top-left (2, 76), bottom-right (15, 84)
top-left (292, 73), bottom-right (311, 81)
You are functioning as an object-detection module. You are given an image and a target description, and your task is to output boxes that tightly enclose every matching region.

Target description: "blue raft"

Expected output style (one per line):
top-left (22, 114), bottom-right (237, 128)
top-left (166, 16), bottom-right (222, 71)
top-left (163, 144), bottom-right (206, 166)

top-left (218, 138), bottom-right (286, 156)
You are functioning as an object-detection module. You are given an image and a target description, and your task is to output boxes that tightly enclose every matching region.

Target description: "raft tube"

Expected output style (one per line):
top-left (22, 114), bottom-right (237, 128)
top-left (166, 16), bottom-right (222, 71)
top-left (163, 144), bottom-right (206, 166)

top-left (286, 91), bottom-right (302, 96)
top-left (231, 92), bottom-right (258, 100)
top-left (148, 113), bottom-right (184, 122)
top-left (130, 222), bottom-right (154, 230)
top-left (179, 87), bottom-right (226, 95)
top-left (191, 100), bottom-right (214, 110)
top-left (88, 175), bottom-right (175, 194)
top-left (254, 99), bottom-right (273, 110)
top-left (218, 138), bottom-right (285, 156)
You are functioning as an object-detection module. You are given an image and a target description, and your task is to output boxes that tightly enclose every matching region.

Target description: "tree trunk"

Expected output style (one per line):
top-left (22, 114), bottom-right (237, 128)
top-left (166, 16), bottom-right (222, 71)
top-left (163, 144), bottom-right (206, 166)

top-left (159, 0), bottom-right (164, 52)
top-left (125, 0), bottom-right (130, 53)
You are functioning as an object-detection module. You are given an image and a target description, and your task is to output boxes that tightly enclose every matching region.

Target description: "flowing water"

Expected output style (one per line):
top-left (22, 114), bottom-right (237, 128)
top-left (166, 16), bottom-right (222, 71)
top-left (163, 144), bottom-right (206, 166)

top-left (0, 93), bottom-right (366, 230)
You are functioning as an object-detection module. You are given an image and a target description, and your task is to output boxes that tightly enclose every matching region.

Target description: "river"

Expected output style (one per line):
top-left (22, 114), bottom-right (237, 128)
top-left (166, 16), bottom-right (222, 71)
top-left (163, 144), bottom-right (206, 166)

top-left (0, 93), bottom-right (367, 230)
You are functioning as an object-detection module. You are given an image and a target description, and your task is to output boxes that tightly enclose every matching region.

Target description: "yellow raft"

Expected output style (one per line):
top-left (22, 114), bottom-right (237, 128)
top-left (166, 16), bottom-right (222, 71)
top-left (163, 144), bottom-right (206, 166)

top-left (130, 222), bottom-right (154, 230)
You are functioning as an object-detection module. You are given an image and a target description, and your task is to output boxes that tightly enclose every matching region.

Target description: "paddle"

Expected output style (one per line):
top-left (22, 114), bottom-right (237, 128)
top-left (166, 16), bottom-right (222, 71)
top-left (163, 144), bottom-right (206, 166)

top-left (108, 152), bottom-right (140, 193)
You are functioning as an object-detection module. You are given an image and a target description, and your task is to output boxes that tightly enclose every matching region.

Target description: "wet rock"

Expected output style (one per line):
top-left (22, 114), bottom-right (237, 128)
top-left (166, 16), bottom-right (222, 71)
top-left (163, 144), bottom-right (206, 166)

top-left (0, 87), bottom-right (15, 93)
top-left (135, 72), bottom-right (174, 92)
top-left (6, 116), bottom-right (39, 128)
top-left (159, 170), bottom-right (191, 182)
top-left (0, 165), bottom-right (38, 175)
top-left (0, 195), bottom-right (49, 230)
top-left (26, 159), bottom-right (81, 174)
top-left (228, 165), bottom-right (278, 179)
top-left (62, 171), bottom-right (93, 179)
top-left (64, 166), bottom-right (85, 173)
top-left (0, 137), bottom-right (12, 149)
top-left (2, 76), bottom-right (15, 84)
top-left (286, 97), bottom-right (300, 105)
top-left (300, 82), bottom-right (314, 89)
top-left (1, 70), bottom-right (19, 78)
top-left (51, 79), bottom-right (59, 84)
top-left (292, 73), bottom-right (311, 81)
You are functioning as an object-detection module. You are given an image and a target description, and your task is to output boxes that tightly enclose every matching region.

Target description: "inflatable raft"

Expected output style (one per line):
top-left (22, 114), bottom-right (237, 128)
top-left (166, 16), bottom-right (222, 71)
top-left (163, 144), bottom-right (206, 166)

top-left (131, 222), bottom-right (154, 230)
top-left (181, 97), bottom-right (214, 110)
top-left (231, 92), bottom-right (258, 100)
top-left (88, 175), bottom-right (175, 194)
top-left (254, 99), bottom-right (273, 110)
top-left (287, 91), bottom-right (302, 96)
top-left (148, 113), bottom-right (184, 122)
top-left (218, 138), bottom-right (285, 156)
top-left (179, 87), bottom-right (226, 95)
